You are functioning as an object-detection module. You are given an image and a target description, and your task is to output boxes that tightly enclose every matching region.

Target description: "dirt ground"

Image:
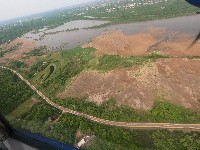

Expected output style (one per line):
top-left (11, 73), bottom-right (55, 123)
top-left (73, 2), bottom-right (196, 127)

top-left (59, 58), bottom-right (200, 111)
top-left (0, 36), bottom-right (36, 65)
top-left (82, 29), bottom-right (200, 57)
top-left (23, 56), bottom-right (37, 66)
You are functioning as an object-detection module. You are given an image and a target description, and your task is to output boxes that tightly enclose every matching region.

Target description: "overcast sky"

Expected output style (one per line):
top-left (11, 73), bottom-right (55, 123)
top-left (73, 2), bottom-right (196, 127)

top-left (0, 0), bottom-right (94, 22)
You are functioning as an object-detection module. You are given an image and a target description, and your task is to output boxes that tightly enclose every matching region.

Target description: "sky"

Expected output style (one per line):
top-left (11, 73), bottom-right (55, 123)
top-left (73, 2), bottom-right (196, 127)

top-left (0, 0), bottom-right (94, 22)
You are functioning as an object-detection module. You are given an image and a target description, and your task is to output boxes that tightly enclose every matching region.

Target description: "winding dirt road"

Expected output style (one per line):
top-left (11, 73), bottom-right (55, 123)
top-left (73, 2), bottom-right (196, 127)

top-left (1, 66), bottom-right (200, 131)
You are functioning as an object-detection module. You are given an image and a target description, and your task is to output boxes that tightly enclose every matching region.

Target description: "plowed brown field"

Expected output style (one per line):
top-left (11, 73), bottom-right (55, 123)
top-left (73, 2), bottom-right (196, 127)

top-left (59, 58), bottom-right (200, 111)
top-left (82, 29), bottom-right (200, 57)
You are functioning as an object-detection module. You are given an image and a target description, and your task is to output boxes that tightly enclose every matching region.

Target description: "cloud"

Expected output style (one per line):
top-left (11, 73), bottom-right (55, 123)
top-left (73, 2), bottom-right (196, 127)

top-left (0, 0), bottom-right (93, 21)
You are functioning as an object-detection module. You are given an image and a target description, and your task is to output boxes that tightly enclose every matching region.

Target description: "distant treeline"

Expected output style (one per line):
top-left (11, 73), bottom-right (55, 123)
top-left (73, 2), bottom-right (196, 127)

top-left (0, 0), bottom-right (198, 45)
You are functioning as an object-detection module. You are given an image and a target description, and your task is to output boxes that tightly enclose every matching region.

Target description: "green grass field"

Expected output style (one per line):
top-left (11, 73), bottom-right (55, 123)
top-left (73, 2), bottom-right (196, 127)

top-left (6, 97), bottom-right (38, 120)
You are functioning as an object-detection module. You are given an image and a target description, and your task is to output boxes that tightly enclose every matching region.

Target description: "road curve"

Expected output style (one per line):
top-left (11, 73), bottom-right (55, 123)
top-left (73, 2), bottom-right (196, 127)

top-left (1, 66), bottom-right (200, 131)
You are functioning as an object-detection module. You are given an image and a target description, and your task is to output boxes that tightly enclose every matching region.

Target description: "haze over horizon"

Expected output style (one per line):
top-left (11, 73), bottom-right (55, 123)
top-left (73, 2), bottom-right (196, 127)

top-left (0, 0), bottom-right (95, 22)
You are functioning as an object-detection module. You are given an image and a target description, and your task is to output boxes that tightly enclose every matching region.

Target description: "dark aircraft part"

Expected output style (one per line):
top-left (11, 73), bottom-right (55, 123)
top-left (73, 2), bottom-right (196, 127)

top-left (188, 32), bottom-right (200, 48)
top-left (0, 142), bottom-right (8, 150)
top-left (186, 0), bottom-right (200, 7)
top-left (185, 0), bottom-right (200, 48)
top-left (0, 113), bottom-right (78, 150)
top-left (0, 117), bottom-right (9, 150)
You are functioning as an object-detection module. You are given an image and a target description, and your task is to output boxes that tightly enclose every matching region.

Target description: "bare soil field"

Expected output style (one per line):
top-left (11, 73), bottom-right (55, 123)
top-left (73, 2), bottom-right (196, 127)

top-left (0, 36), bottom-right (36, 64)
top-left (59, 58), bottom-right (200, 111)
top-left (82, 29), bottom-right (200, 57)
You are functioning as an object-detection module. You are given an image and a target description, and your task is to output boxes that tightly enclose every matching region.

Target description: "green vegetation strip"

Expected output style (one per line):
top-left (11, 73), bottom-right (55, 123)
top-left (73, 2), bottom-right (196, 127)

top-left (55, 98), bottom-right (200, 124)
top-left (23, 47), bottom-right (46, 58)
top-left (94, 54), bottom-right (167, 71)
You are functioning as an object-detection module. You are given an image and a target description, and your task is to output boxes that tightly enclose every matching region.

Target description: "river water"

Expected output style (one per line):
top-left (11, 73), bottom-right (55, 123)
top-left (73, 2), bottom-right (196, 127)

top-left (24, 15), bottom-right (200, 51)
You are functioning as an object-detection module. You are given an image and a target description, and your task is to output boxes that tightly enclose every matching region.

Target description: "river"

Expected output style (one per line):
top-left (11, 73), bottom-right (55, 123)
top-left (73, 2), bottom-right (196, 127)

top-left (24, 15), bottom-right (200, 51)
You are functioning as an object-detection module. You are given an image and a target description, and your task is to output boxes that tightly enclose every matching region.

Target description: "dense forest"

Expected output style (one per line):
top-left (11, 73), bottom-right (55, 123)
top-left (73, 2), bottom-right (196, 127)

top-left (0, 68), bottom-right (33, 115)
top-left (12, 104), bottom-right (200, 150)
